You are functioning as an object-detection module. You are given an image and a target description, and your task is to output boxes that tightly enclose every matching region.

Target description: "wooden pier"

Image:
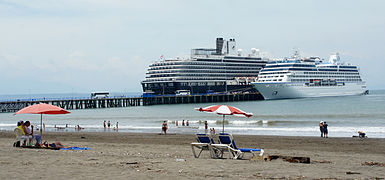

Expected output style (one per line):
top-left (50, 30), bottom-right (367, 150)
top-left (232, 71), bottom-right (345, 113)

top-left (0, 93), bottom-right (263, 113)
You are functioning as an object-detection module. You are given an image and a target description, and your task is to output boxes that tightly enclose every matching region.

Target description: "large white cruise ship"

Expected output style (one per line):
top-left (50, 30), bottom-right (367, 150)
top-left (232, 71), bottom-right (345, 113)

top-left (251, 52), bottom-right (368, 100)
top-left (142, 38), bottom-right (268, 95)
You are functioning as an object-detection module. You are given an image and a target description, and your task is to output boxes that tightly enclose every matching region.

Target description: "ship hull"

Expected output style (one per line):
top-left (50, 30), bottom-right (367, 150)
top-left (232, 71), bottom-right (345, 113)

top-left (142, 82), bottom-right (256, 95)
top-left (251, 82), bottom-right (367, 100)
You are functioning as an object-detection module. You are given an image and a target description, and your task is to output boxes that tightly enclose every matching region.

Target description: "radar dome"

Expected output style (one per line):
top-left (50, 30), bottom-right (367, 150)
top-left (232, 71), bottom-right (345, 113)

top-left (237, 49), bottom-right (243, 56)
top-left (251, 48), bottom-right (260, 56)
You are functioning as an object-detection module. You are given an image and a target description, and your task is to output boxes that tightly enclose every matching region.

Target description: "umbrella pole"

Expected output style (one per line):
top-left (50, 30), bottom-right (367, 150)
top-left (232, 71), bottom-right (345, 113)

top-left (40, 113), bottom-right (43, 140)
top-left (222, 114), bottom-right (225, 133)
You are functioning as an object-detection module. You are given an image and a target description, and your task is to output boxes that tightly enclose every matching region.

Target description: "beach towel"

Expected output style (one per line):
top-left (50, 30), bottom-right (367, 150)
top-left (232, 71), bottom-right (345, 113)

top-left (60, 147), bottom-right (91, 150)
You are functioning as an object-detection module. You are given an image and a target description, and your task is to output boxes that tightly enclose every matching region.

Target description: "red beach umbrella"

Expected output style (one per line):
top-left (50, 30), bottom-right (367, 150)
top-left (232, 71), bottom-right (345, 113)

top-left (196, 105), bottom-right (253, 133)
top-left (15, 103), bottom-right (70, 139)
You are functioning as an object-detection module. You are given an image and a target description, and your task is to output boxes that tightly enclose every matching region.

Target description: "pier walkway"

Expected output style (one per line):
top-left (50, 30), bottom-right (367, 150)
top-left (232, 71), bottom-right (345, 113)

top-left (0, 93), bottom-right (263, 113)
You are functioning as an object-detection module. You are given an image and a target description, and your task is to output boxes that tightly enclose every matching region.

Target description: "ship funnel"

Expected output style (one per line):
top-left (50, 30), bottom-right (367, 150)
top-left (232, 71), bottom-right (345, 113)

top-left (216, 38), bottom-right (224, 54)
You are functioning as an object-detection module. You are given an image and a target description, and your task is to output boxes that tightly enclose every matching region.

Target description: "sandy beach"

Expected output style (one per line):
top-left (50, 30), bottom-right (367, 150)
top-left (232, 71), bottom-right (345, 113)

top-left (1, 131), bottom-right (384, 179)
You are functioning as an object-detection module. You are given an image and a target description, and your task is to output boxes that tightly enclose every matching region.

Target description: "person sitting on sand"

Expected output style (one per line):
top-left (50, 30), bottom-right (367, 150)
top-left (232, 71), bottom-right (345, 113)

top-left (319, 121), bottom-right (324, 137)
top-left (358, 131), bottom-right (366, 138)
top-left (24, 121), bottom-right (41, 145)
top-left (17, 121), bottom-right (26, 135)
top-left (162, 121), bottom-right (168, 135)
top-left (16, 121), bottom-right (28, 146)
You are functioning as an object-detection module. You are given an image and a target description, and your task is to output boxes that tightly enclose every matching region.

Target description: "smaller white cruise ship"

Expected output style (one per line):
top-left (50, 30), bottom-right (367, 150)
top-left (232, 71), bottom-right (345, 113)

top-left (251, 51), bottom-right (368, 100)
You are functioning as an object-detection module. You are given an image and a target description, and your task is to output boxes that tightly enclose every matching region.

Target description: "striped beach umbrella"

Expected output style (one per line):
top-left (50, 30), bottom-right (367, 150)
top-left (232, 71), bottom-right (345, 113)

top-left (196, 105), bottom-right (253, 133)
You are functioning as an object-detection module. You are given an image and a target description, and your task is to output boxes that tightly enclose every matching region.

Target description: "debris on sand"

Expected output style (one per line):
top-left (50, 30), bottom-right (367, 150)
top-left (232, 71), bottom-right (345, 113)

top-left (362, 161), bottom-right (385, 167)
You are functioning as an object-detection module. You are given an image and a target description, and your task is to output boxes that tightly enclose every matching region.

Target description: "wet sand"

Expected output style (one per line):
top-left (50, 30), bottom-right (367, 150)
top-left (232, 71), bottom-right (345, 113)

top-left (1, 131), bottom-right (384, 179)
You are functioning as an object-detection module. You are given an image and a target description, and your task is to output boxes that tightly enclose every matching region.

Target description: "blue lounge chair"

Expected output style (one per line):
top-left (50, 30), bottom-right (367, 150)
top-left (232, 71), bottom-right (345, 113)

top-left (191, 134), bottom-right (217, 158)
top-left (211, 133), bottom-right (264, 159)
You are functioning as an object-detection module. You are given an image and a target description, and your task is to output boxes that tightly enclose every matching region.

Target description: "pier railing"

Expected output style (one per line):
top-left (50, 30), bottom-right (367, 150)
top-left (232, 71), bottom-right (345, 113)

top-left (0, 93), bottom-right (263, 113)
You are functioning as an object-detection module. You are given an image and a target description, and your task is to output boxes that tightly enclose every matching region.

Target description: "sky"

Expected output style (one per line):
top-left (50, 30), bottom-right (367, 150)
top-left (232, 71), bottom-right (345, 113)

top-left (0, 0), bottom-right (384, 95)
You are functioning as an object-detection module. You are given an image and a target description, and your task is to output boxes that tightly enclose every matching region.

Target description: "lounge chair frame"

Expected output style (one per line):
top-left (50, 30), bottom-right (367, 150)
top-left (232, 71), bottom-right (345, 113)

top-left (211, 133), bottom-right (264, 159)
top-left (191, 134), bottom-right (219, 158)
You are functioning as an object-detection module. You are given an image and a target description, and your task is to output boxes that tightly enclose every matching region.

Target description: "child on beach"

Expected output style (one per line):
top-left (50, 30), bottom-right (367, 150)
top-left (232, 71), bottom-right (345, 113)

top-left (162, 121), bottom-right (168, 135)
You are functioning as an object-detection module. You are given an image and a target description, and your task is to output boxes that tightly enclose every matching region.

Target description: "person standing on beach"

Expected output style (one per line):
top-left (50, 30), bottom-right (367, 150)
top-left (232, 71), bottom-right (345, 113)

top-left (162, 121), bottom-right (168, 135)
top-left (116, 122), bottom-right (119, 131)
top-left (175, 120), bottom-right (178, 126)
top-left (323, 122), bottom-right (328, 138)
top-left (103, 121), bottom-right (106, 129)
top-left (107, 121), bottom-right (111, 128)
top-left (186, 120), bottom-right (189, 126)
top-left (182, 120), bottom-right (185, 126)
top-left (204, 121), bottom-right (208, 134)
top-left (319, 121), bottom-right (324, 137)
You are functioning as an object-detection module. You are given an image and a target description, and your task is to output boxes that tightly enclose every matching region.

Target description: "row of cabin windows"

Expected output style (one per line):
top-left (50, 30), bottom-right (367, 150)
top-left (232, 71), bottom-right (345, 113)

top-left (145, 77), bottom-right (233, 82)
top-left (261, 68), bottom-right (358, 72)
top-left (147, 69), bottom-right (260, 74)
top-left (258, 78), bottom-right (361, 83)
top-left (150, 61), bottom-right (265, 67)
top-left (260, 75), bottom-right (285, 78)
top-left (265, 64), bottom-right (315, 68)
top-left (180, 82), bottom-right (224, 86)
top-left (290, 75), bottom-right (361, 78)
top-left (149, 73), bottom-right (258, 78)
top-left (259, 79), bottom-right (283, 82)
top-left (150, 66), bottom-right (262, 71)
top-left (259, 71), bottom-right (359, 76)
top-left (291, 79), bottom-right (362, 82)
top-left (304, 72), bottom-right (359, 75)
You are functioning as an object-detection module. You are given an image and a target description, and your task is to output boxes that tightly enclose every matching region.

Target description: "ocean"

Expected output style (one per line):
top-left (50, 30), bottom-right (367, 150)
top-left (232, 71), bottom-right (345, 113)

top-left (1, 90), bottom-right (384, 138)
